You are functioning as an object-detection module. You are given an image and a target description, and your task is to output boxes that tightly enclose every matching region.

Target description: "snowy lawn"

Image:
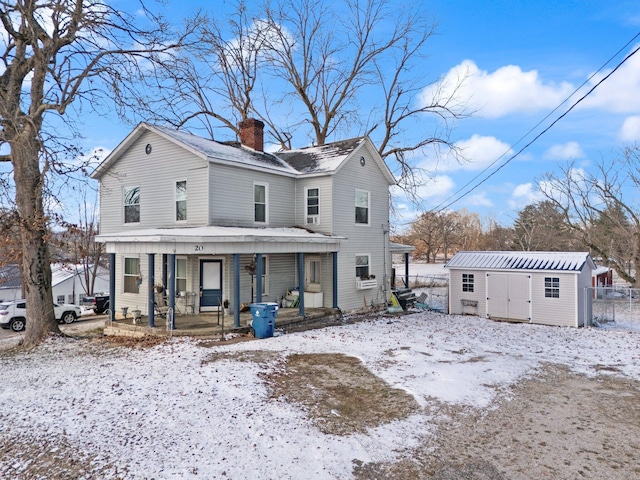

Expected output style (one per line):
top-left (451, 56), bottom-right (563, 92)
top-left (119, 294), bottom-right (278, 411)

top-left (1, 311), bottom-right (639, 479)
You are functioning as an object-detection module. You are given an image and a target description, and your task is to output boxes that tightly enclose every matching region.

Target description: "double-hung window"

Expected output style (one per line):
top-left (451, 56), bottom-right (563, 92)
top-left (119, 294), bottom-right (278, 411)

top-left (254, 183), bottom-right (267, 223)
top-left (124, 186), bottom-right (140, 223)
top-left (307, 188), bottom-right (319, 225)
top-left (355, 189), bottom-right (369, 225)
top-left (124, 257), bottom-right (140, 293)
top-left (176, 180), bottom-right (187, 221)
top-left (356, 254), bottom-right (370, 278)
top-left (462, 274), bottom-right (474, 292)
top-left (176, 258), bottom-right (187, 293)
top-left (545, 277), bottom-right (560, 298)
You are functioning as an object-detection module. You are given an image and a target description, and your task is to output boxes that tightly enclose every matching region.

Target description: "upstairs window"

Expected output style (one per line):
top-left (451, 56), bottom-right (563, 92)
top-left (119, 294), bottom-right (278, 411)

top-left (545, 277), bottom-right (560, 298)
top-left (176, 180), bottom-right (187, 221)
top-left (254, 183), bottom-right (267, 223)
top-left (307, 188), bottom-right (319, 225)
top-left (124, 186), bottom-right (140, 223)
top-left (355, 189), bottom-right (369, 225)
top-left (462, 274), bottom-right (474, 292)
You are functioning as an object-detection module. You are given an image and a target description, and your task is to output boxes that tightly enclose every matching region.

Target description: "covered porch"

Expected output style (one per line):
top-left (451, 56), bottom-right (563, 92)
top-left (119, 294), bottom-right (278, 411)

top-left (97, 226), bottom-right (345, 330)
top-left (103, 306), bottom-right (341, 338)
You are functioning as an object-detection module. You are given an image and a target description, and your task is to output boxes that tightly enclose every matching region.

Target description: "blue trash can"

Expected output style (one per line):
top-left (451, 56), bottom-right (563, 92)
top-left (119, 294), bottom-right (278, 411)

top-left (249, 302), bottom-right (279, 338)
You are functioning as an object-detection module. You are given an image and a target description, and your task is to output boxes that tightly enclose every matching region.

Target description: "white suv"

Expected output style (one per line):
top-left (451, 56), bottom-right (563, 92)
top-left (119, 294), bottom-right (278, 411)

top-left (0, 300), bottom-right (82, 332)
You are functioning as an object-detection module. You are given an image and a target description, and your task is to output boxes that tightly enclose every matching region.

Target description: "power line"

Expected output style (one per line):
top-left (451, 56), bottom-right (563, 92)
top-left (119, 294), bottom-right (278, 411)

top-left (428, 32), bottom-right (640, 216)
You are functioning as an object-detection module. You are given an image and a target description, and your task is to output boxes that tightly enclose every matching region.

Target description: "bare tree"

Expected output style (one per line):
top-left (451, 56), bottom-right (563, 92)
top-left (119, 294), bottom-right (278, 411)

top-left (0, 0), bottom-right (194, 346)
top-left (539, 150), bottom-right (640, 286)
top-left (139, 0), bottom-right (467, 193)
top-left (513, 200), bottom-right (578, 252)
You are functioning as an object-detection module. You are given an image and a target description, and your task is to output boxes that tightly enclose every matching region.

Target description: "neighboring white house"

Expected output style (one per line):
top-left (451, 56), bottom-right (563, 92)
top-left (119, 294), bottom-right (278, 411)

top-left (91, 119), bottom-right (396, 326)
top-left (0, 263), bottom-right (110, 304)
top-left (50, 263), bottom-right (110, 305)
top-left (446, 251), bottom-right (596, 327)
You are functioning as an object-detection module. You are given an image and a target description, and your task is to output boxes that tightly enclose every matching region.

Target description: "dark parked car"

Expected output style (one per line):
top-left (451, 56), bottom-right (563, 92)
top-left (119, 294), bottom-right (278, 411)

top-left (81, 294), bottom-right (110, 315)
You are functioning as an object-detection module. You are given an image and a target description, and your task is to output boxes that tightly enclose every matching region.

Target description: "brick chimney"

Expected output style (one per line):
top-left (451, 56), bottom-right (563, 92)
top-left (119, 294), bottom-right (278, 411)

top-left (239, 118), bottom-right (265, 152)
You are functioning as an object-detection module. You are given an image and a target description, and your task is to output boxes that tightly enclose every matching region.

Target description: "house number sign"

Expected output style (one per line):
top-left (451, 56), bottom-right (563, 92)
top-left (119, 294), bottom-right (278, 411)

top-left (194, 245), bottom-right (204, 251)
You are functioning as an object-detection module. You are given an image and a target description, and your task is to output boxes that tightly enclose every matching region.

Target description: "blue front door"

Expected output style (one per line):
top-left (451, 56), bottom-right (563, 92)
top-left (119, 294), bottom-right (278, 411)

top-left (200, 260), bottom-right (222, 311)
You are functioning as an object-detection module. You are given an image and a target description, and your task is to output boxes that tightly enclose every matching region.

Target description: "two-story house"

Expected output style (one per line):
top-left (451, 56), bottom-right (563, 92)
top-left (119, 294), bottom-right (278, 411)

top-left (91, 119), bottom-right (396, 327)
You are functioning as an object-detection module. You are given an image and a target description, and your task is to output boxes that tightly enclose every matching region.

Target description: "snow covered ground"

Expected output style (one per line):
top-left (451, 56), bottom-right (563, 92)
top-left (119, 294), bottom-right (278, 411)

top-left (1, 310), bottom-right (640, 479)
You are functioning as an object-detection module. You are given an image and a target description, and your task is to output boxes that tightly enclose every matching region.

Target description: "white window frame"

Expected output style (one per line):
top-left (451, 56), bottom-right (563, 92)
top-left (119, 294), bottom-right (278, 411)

top-left (123, 186), bottom-right (140, 224)
top-left (56, 294), bottom-right (65, 304)
top-left (355, 254), bottom-right (371, 278)
top-left (254, 182), bottom-right (268, 224)
top-left (306, 187), bottom-right (319, 225)
top-left (175, 180), bottom-right (187, 222)
top-left (462, 273), bottom-right (474, 293)
top-left (123, 257), bottom-right (141, 294)
top-left (261, 255), bottom-right (269, 296)
top-left (545, 276), bottom-right (560, 298)
top-left (176, 257), bottom-right (187, 294)
top-left (355, 188), bottom-right (370, 225)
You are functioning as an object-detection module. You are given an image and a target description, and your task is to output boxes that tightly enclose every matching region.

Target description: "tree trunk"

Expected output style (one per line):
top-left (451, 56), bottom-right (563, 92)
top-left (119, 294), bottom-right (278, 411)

top-left (11, 128), bottom-right (59, 346)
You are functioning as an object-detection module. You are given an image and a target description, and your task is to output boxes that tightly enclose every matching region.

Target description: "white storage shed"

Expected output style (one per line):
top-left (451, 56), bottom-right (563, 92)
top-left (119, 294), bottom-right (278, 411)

top-left (446, 251), bottom-right (596, 327)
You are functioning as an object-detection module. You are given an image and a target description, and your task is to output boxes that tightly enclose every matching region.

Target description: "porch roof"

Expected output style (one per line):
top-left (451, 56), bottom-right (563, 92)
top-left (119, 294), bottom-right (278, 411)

top-left (96, 226), bottom-right (345, 255)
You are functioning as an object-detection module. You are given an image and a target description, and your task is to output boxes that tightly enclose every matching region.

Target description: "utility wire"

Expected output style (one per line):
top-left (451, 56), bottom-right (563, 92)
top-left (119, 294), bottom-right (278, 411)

top-left (428, 32), bottom-right (640, 215)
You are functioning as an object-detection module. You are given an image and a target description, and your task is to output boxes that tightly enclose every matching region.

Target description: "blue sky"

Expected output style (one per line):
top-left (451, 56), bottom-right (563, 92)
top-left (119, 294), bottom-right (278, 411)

top-left (83, 0), bottom-right (640, 228)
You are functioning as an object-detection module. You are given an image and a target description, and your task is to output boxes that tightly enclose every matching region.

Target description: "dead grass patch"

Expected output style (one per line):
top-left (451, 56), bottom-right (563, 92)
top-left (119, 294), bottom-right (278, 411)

top-left (265, 353), bottom-right (419, 435)
top-left (97, 335), bottom-right (169, 349)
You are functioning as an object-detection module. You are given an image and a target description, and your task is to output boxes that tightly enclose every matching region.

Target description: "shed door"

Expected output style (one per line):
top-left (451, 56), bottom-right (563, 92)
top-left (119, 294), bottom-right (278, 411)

top-left (486, 274), bottom-right (509, 318)
top-left (508, 274), bottom-right (531, 321)
top-left (486, 273), bottom-right (531, 321)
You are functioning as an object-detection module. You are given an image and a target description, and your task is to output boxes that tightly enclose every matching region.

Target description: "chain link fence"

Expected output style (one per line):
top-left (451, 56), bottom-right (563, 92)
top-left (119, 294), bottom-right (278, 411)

top-left (587, 286), bottom-right (640, 327)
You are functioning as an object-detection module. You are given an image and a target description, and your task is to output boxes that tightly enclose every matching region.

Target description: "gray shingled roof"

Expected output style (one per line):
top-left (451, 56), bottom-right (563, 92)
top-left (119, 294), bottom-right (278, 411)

top-left (277, 137), bottom-right (364, 174)
top-left (445, 251), bottom-right (594, 272)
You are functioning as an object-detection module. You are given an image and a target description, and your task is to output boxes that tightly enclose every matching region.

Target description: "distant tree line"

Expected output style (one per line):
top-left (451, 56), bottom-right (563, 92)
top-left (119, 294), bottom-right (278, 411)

top-left (395, 147), bottom-right (640, 287)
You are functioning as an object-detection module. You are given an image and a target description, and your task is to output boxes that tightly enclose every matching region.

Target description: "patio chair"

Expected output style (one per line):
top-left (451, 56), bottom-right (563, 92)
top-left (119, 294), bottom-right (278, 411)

top-left (154, 292), bottom-right (169, 318)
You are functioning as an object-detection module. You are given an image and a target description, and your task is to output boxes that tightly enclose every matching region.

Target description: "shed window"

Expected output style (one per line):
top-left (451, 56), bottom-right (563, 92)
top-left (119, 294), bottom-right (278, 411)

top-left (545, 277), bottom-right (560, 298)
top-left (462, 273), bottom-right (474, 293)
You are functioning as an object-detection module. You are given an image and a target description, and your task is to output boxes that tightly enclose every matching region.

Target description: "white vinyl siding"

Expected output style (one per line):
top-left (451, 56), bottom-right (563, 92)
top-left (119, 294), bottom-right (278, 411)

top-left (531, 272), bottom-right (576, 327)
top-left (208, 164), bottom-right (295, 227)
top-left (98, 130), bottom-right (209, 234)
top-left (295, 177), bottom-right (333, 234)
top-left (332, 144), bottom-right (391, 311)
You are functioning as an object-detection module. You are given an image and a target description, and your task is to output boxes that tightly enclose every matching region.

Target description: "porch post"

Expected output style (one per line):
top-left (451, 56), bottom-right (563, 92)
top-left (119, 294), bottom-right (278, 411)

top-left (108, 253), bottom-right (116, 322)
top-left (297, 252), bottom-right (305, 316)
top-left (332, 251), bottom-right (338, 309)
top-left (168, 253), bottom-right (176, 329)
top-left (404, 252), bottom-right (410, 288)
top-left (255, 253), bottom-right (263, 303)
top-left (233, 254), bottom-right (241, 328)
top-left (148, 253), bottom-right (155, 328)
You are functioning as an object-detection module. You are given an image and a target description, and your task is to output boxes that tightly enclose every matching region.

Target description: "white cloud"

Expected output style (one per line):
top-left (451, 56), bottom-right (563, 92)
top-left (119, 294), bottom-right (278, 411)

top-left (581, 45), bottom-right (640, 114)
top-left (416, 175), bottom-right (455, 199)
top-left (543, 141), bottom-right (585, 160)
top-left (421, 60), bottom-right (574, 118)
top-left (619, 116), bottom-right (640, 141)
top-left (465, 192), bottom-right (493, 208)
top-left (508, 182), bottom-right (543, 210)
